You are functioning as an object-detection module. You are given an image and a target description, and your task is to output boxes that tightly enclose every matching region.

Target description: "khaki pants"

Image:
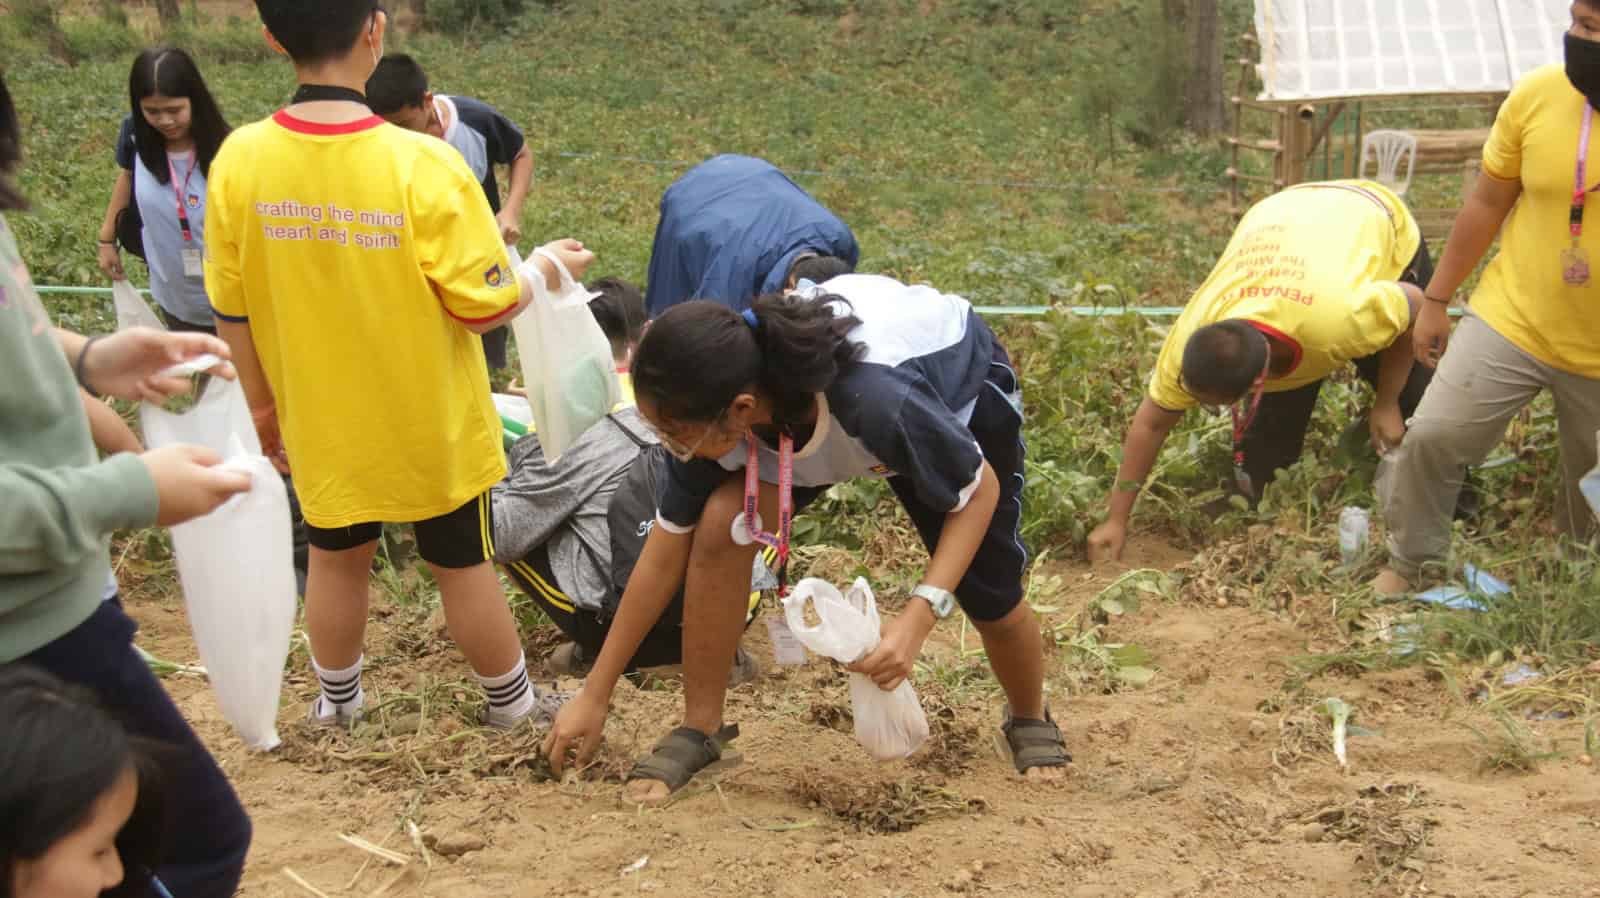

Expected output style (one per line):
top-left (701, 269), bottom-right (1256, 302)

top-left (1378, 310), bottom-right (1600, 578)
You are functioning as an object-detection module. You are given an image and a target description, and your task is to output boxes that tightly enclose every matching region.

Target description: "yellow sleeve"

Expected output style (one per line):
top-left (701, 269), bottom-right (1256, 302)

top-left (1481, 75), bottom-right (1531, 181)
top-left (1147, 338), bottom-right (1196, 411)
top-left (1328, 282), bottom-right (1411, 361)
top-left (202, 148), bottom-right (247, 322)
top-left (410, 150), bottom-right (520, 324)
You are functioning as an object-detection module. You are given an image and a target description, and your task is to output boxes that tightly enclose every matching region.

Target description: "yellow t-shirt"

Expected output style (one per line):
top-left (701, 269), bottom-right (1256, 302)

top-left (1148, 180), bottom-right (1418, 410)
top-left (1471, 64), bottom-right (1600, 377)
top-left (205, 111), bottom-right (519, 527)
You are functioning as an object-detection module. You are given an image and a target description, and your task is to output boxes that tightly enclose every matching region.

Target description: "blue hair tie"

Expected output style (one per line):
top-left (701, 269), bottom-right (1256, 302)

top-left (742, 309), bottom-right (760, 329)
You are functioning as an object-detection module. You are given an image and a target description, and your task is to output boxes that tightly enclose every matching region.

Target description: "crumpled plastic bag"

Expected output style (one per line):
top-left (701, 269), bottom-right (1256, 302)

top-left (782, 577), bottom-right (929, 761)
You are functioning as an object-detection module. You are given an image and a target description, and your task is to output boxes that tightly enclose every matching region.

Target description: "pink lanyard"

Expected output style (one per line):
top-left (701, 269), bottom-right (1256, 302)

top-left (1574, 106), bottom-right (1595, 242)
top-left (1574, 104), bottom-right (1587, 241)
top-left (742, 434), bottom-right (794, 596)
top-left (168, 155), bottom-right (197, 242)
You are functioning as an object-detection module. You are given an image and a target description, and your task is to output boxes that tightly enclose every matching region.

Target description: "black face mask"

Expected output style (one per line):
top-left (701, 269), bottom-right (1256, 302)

top-left (1565, 32), bottom-right (1600, 108)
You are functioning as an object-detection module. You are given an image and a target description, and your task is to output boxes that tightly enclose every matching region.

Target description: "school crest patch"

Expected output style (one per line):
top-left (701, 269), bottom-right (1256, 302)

top-left (484, 263), bottom-right (507, 288)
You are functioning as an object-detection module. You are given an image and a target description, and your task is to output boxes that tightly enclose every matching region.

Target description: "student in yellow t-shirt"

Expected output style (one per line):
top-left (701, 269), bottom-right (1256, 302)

top-left (207, 2), bottom-right (595, 730)
top-left (1375, 4), bottom-right (1600, 594)
top-left (1088, 180), bottom-right (1428, 562)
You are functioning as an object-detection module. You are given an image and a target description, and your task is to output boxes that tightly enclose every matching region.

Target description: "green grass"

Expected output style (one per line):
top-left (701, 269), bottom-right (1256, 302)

top-left (5, 0), bottom-right (1246, 332)
top-left (10, 3), bottom-right (1594, 688)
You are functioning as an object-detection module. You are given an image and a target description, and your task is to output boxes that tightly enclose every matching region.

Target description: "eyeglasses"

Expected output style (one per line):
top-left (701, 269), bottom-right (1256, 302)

top-left (653, 413), bottom-right (726, 463)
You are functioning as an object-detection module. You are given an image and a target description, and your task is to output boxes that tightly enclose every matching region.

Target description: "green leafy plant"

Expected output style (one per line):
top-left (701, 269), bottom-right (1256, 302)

top-left (1466, 708), bottom-right (1561, 773)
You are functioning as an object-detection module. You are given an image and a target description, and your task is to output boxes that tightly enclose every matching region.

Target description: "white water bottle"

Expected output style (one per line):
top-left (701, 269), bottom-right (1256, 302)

top-left (1338, 506), bottom-right (1370, 564)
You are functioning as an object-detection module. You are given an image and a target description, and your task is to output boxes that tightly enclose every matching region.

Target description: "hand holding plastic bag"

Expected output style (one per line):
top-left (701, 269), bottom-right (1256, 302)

top-left (783, 578), bottom-right (929, 761)
top-left (143, 386), bottom-right (292, 751)
top-left (511, 247), bottom-right (620, 463)
top-left (112, 280), bottom-right (165, 332)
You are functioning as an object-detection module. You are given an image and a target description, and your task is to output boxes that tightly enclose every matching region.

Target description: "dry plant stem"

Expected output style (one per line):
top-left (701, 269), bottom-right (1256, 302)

top-left (280, 867), bottom-right (333, 898)
top-left (337, 833), bottom-right (409, 866)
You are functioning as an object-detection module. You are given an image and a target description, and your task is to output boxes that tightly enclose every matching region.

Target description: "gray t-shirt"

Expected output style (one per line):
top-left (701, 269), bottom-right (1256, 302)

top-left (116, 116), bottom-right (212, 327)
top-left (490, 407), bottom-right (777, 613)
top-left (490, 410), bottom-right (653, 612)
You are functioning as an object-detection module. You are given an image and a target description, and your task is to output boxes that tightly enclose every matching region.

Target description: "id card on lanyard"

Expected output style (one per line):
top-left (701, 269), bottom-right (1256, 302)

top-left (169, 155), bottom-right (202, 279)
top-left (729, 433), bottom-right (794, 596)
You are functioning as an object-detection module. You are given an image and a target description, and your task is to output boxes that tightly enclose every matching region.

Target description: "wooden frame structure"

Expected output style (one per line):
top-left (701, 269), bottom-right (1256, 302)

top-left (1228, 35), bottom-right (1503, 239)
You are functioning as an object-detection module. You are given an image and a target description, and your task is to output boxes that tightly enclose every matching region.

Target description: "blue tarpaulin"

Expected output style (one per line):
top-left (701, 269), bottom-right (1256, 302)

top-left (644, 154), bottom-right (859, 316)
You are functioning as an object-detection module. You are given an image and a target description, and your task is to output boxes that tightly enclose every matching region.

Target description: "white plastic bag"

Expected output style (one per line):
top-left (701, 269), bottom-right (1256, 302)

top-left (142, 385), bottom-right (290, 751)
top-left (783, 577), bottom-right (929, 761)
top-left (511, 248), bottom-right (620, 463)
top-left (140, 376), bottom-right (262, 457)
top-left (492, 392), bottom-right (534, 428)
top-left (112, 280), bottom-right (165, 331)
top-left (1583, 430), bottom-right (1600, 521)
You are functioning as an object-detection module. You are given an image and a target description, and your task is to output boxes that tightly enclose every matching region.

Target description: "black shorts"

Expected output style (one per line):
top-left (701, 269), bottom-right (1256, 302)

top-left (889, 344), bottom-right (1028, 623)
top-left (158, 306), bottom-right (218, 335)
top-left (481, 326), bottom-right (510, 370)
top-left (504, 543), bottom-right (769, 672)
top-left (1400, 235), bottom-right (1434, 288)
top-left (304, 491), bottom-right (496, 569)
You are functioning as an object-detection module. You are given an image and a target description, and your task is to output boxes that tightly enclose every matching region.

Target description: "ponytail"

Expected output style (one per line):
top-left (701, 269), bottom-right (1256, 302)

top-left (632, 293), bottom-right (865, 434)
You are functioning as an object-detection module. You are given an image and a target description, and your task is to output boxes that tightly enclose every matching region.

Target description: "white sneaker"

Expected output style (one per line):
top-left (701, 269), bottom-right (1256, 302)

top-left (483, 684), bottom-right (573, 732)
top-left (307, 695), bottom-right (364, 730)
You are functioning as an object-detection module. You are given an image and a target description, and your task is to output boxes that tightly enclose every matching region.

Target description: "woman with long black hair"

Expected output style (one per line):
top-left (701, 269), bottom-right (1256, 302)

top-left (96, 47), bottom-right (231, 333)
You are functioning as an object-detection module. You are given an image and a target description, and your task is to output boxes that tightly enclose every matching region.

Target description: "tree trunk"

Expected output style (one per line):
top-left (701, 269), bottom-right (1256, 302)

top-left (155, 0), bottom-right (181, 26)
top-left (1184, 0), bottom-right (1226, 135)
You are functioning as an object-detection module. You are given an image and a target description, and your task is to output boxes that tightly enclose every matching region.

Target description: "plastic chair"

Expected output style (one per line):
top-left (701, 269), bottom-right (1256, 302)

top-left (1359, 130), bottom-right (1418, 196)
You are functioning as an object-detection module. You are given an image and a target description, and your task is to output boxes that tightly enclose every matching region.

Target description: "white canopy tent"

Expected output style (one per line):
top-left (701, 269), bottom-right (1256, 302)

top-left (1254, 0), bottom-right (1569, 102)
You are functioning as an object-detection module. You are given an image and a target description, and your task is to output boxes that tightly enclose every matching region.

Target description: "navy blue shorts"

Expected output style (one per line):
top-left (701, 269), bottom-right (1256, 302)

top-left (17, 598), bottom-right (252, 898)
top-left (888, 346), bottom-right (1028, 623)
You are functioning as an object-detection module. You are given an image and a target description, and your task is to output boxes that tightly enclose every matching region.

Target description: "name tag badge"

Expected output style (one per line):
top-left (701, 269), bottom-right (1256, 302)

top-left (766, 615), bottom-right (808, 666)
top-left (181, 247), bottom-right (203, 279)
top-left (1562, 246), bottom-right (1591, 287)
top-left (1233, 463), bottom-right (1254, 498)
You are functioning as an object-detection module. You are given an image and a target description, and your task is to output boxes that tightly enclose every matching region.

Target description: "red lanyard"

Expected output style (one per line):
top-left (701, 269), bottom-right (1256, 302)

top-left (1230, 352), bottom-right (1270, 474)
top-left (742, 433), bottom-right (794, 596)
top-left (168, 155), bottom-right (197, 242)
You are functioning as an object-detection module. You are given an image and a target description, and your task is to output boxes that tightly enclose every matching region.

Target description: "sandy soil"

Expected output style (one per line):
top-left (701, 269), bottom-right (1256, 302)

top-left (127, 537), bottom-right (1600, 898)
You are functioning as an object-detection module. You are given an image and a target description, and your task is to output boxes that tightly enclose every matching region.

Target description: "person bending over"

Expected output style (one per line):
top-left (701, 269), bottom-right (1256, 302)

top-left (644, 154), bottom-right (857, 316)
top-left (1088, 180), bottom-right (1432, 562)
top-left (545, 274), bottom-right (1070, 802)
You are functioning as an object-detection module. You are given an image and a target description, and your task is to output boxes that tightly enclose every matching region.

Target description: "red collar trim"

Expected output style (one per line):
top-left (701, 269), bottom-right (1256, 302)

top-left (1246, 320), bottom-right (1303, 376)
top-left (272, 110), bottom-right (386, 136)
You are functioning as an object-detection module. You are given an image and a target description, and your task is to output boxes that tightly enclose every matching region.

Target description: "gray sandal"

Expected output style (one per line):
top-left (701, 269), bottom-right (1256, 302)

top-left (626, 724), bottom-right (741, 794)
top-left (1001, 709), bottom-right (1072, 774)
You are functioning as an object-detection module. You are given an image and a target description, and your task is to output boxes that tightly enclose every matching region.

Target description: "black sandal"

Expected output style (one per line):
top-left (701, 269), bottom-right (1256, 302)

top-left (1001, 709), bottom-right (1072, 774)
top-left (626, 724), bottom-right (741, 795)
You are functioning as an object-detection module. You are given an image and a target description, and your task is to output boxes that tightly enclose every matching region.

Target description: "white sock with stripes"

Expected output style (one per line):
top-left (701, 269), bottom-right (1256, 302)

top-left (312, 655), bottom-right (365, 719)
top-left (479, 653), bottom-right (535, 728)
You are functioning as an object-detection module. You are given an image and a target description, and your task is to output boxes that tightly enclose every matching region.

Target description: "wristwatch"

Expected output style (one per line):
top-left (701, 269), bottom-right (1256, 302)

top-left (912, 584), bottom-right (958, 620)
